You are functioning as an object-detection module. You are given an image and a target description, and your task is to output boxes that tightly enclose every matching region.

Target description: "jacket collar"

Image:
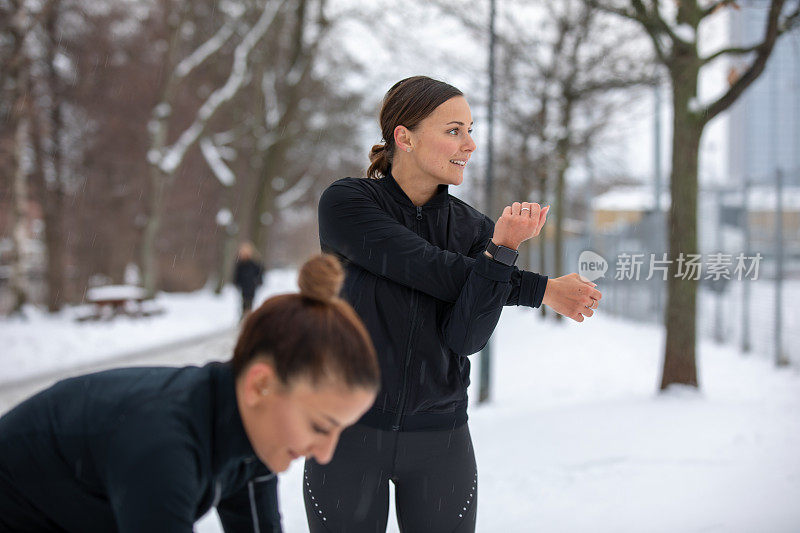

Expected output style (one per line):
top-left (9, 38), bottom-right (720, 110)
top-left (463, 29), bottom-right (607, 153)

top-left (382, 168), bottom-right (450, 208)
top-left (209, 362), bottom-right (262, 475)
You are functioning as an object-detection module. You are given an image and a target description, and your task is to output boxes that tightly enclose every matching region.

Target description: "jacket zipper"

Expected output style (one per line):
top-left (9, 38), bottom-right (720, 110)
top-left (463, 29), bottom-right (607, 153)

top-left (392, 206), bottom-right (424, 430)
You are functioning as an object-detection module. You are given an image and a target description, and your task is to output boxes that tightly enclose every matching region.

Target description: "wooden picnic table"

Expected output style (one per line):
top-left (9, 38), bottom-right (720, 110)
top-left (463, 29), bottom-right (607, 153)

top-left (79, 285), bottom-right (163, 321)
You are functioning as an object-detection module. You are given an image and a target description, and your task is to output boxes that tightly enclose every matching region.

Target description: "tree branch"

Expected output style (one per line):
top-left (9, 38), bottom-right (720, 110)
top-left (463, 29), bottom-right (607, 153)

top-left (701, 0), bottom-right (788, 125)
top-left (158, 0), bottom-right (286, 174)
top-left (701, 42), bottom-right (762, 65)
top-left (174, 15), bottom-right (240, 80)
top-left (587, 0), bottom-right (669, 63)
top-left (702, 1), bottom-right (799, 65)
top-left (633, 0), bottom-right (691, 48)
top-left (702, 0), bottom-right (740, 19)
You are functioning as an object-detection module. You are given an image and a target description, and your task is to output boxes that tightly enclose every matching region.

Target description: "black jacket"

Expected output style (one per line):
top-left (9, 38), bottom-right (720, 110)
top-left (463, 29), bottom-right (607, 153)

top-left (234, 259), bottom-right (264, 299)
top-left (318, 171), bottom-right (548, 431)
top-left (0, 362), bottom-right (281, 533)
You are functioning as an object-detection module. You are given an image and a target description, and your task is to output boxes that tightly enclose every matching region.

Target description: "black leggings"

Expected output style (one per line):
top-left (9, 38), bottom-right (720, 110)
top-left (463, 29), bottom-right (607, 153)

top-left (303, 422), bottom-right (477, 533)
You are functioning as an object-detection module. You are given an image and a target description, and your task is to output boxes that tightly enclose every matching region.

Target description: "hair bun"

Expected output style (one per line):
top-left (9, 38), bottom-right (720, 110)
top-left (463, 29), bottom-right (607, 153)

top-left (298, 254), bottom-right (344, 303)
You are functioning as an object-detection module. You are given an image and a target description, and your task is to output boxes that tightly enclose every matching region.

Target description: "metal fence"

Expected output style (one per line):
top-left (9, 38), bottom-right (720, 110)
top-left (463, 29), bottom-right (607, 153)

top-left (532, 168), bottom-right (800, 367)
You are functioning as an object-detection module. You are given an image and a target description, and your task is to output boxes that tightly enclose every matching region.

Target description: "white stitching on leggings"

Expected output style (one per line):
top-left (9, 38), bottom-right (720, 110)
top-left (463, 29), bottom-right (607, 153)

top-left (458, 473), bottom-right (477, 519)
top-left (305, 466), bottom-right (328, 522)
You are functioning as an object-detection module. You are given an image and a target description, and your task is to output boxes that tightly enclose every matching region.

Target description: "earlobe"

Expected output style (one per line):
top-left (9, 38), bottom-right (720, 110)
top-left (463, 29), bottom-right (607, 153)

top-left (244, 361), bottom-right (277, 407)
top-left (394, 125), bottom-right (413, 153)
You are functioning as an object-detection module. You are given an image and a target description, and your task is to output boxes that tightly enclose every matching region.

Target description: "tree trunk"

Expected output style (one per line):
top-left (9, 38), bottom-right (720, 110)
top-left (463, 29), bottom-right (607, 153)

top-left (537, 163), bottom-right (548, 318)
top-left (141, 166), bottom-right (170, 296)
top-left (552, 99), bottom-right (574, 321)
top-left (213, 186), bottom-right (239, 294)
top-left (213, 229), bottom-right (239, 294)
top-left (661, 57), bottom-right (702, 390)
top-left (8, 4), bottom-right (31, 315)
top-left (10, 114), bottom-right (30, 315)
top-left (42, 0), bottom-right (66, 311)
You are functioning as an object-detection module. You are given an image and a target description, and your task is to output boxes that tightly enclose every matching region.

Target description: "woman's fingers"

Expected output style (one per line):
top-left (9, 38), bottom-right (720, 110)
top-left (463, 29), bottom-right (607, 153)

top-left (502, 205), bottom-right (512, 217)
top-left (534, 205), bottom-right (549, 235)
top-left (511, 202), bottom-right (521, 215)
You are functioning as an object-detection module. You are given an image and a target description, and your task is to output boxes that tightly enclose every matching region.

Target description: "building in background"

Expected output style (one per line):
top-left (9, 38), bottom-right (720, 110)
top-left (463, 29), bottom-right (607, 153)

top-left (727, 5), bottom-right (800, 184)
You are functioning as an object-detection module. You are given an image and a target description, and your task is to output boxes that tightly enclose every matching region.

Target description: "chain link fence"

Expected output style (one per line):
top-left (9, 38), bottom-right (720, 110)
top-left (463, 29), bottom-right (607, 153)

top-left (531, 168), bottom-right (800, 367)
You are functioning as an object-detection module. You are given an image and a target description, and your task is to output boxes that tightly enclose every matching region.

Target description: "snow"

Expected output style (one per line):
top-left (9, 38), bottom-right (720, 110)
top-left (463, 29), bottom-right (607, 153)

top-left (284, 310), bottom-right (800, 533)
top-left (674, 23), bottom-right (696, 43)
top-left (276, 175), bottom-right (315, 210)
top-left (85, 284), bottom-right (147, 301)
top-left (593, 184), bottom-right (800, 214)
top-left (592, 187), bottom-right (671, 212)
top-left (200, 137), bottom-right (236, 186)
top-left (721, 187), bottom-right (800, 211)
top-left (216, 309), bottom-right (800, 532)
top-left (216, 208), bottom-right (234, 227)
top-left (0, 270), bottom-right (297, 386)
top-left (158, 0), bottom-right (284, 175)
top-left (2, 274), bottom-right (799, 532)
top-left (174, 18), bottom-right (238, 80)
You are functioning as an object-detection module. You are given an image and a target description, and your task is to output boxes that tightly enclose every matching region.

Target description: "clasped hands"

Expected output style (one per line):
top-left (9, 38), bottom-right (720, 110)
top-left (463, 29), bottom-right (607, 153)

top-left (492, 201), bottom-right (601, 323)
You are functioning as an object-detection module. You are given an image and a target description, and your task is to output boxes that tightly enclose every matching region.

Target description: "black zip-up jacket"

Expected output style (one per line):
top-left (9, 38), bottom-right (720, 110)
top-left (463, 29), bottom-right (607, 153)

top-left (0, 362), bottom-right (281, 532)
top-left (318, 171), bottom-right (548, 432)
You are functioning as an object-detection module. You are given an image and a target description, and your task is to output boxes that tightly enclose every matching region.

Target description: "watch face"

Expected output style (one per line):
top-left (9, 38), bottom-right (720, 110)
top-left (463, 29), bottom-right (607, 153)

top-left (486, 241), bottom-right (518, 266)
top-left (495, 246), bottom-right (518, 266)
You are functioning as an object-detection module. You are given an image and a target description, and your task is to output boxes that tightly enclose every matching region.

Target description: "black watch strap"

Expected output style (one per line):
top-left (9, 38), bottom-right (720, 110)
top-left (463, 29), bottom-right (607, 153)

top-left (485, 240), bottom-right (519, 266)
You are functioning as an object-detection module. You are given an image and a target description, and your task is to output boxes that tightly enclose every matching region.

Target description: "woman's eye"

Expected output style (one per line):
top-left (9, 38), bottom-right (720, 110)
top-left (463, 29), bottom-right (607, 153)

top-left (448, 128), bottom-right (459, 135)
top-left (468, 129), bottom-right (473, 135)
top-left (312, 424), bottom-right (330, 435)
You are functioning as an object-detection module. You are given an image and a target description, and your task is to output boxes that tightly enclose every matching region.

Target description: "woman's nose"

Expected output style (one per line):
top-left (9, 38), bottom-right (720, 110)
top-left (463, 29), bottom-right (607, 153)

top-left (463, 134), bottom-right (476, 152)
top-left (311, 434), bottom-right (338, 465)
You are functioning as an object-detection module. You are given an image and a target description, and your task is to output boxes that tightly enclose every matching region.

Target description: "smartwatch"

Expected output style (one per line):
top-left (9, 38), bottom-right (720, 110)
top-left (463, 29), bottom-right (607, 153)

top-left (485, 240), bottom-right (519, 266)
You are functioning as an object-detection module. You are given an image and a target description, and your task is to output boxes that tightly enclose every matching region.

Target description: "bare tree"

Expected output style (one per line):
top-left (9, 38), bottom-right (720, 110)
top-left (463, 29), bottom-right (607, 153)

top-left (4, 0), bottom-right (36, 315)
top-left (589, 0), bottom-right (800, 387)
top-left (28, 0), bottom-right (66, 312)
top-left (200, 0), bottom-right (369, 287)
top-left (493, 0), bottom-right (654, 303)
top-left (141, 0), bottom-right (286, 296)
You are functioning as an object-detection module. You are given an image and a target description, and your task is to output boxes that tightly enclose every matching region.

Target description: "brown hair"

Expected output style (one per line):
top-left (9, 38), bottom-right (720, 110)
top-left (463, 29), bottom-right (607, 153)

top-left (367, 76), bottom-right (463, 179)
top-left (231, 254), bottom-right (379, 391)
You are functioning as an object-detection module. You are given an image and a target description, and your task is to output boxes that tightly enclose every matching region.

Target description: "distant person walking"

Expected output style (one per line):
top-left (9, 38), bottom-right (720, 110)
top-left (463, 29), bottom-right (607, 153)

top-left (234, 242), bottom-right (264, 317)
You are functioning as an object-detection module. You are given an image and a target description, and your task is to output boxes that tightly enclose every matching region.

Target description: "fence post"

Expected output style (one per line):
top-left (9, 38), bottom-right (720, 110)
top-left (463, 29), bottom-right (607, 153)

top-left (775, 168), bottom-right (789, 366)
top-left (741, 176), bottom-right (751, 353)
top-left (714, 188), bottom-right (724, 343)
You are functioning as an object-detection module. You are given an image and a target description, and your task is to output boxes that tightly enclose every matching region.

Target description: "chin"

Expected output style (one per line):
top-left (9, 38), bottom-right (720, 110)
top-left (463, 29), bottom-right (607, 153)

top-left (271, 457), bottom-right (292, 473)
top-left (259, 453), bottom-right (290, 473)
top-left (443, 174), bottom-right (464, 187)
top-left (432, 171), bottom-right (462, 187)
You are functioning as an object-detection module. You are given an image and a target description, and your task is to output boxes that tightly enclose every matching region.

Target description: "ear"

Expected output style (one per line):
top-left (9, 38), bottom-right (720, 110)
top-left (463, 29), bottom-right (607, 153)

top-left (242, 360), bottom-right (279, 408)
top-left (393, 125), bottom-right (413, 152)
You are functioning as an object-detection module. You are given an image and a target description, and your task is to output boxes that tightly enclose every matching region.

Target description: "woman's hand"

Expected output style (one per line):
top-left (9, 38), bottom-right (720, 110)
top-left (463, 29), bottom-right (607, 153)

top-left (542, 273), bottom-right (602, 322)
top-left (492, 202), bottom-right (550, 250)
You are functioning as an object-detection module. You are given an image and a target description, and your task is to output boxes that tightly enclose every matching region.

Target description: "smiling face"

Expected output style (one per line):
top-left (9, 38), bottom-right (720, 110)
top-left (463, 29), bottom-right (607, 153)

top-left (394, 95), bottom-right (476, 188)
top-left (236, 361), bottom-right (376, 473)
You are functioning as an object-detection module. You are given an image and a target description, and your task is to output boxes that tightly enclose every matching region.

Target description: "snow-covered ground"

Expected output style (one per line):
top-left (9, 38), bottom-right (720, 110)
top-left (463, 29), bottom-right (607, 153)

top-left (0, 270), bottom-right (297, 385)
top-left (2, 275), bottom-right (799, 532)
top-left (242, 309), bottom-right (799, 533)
